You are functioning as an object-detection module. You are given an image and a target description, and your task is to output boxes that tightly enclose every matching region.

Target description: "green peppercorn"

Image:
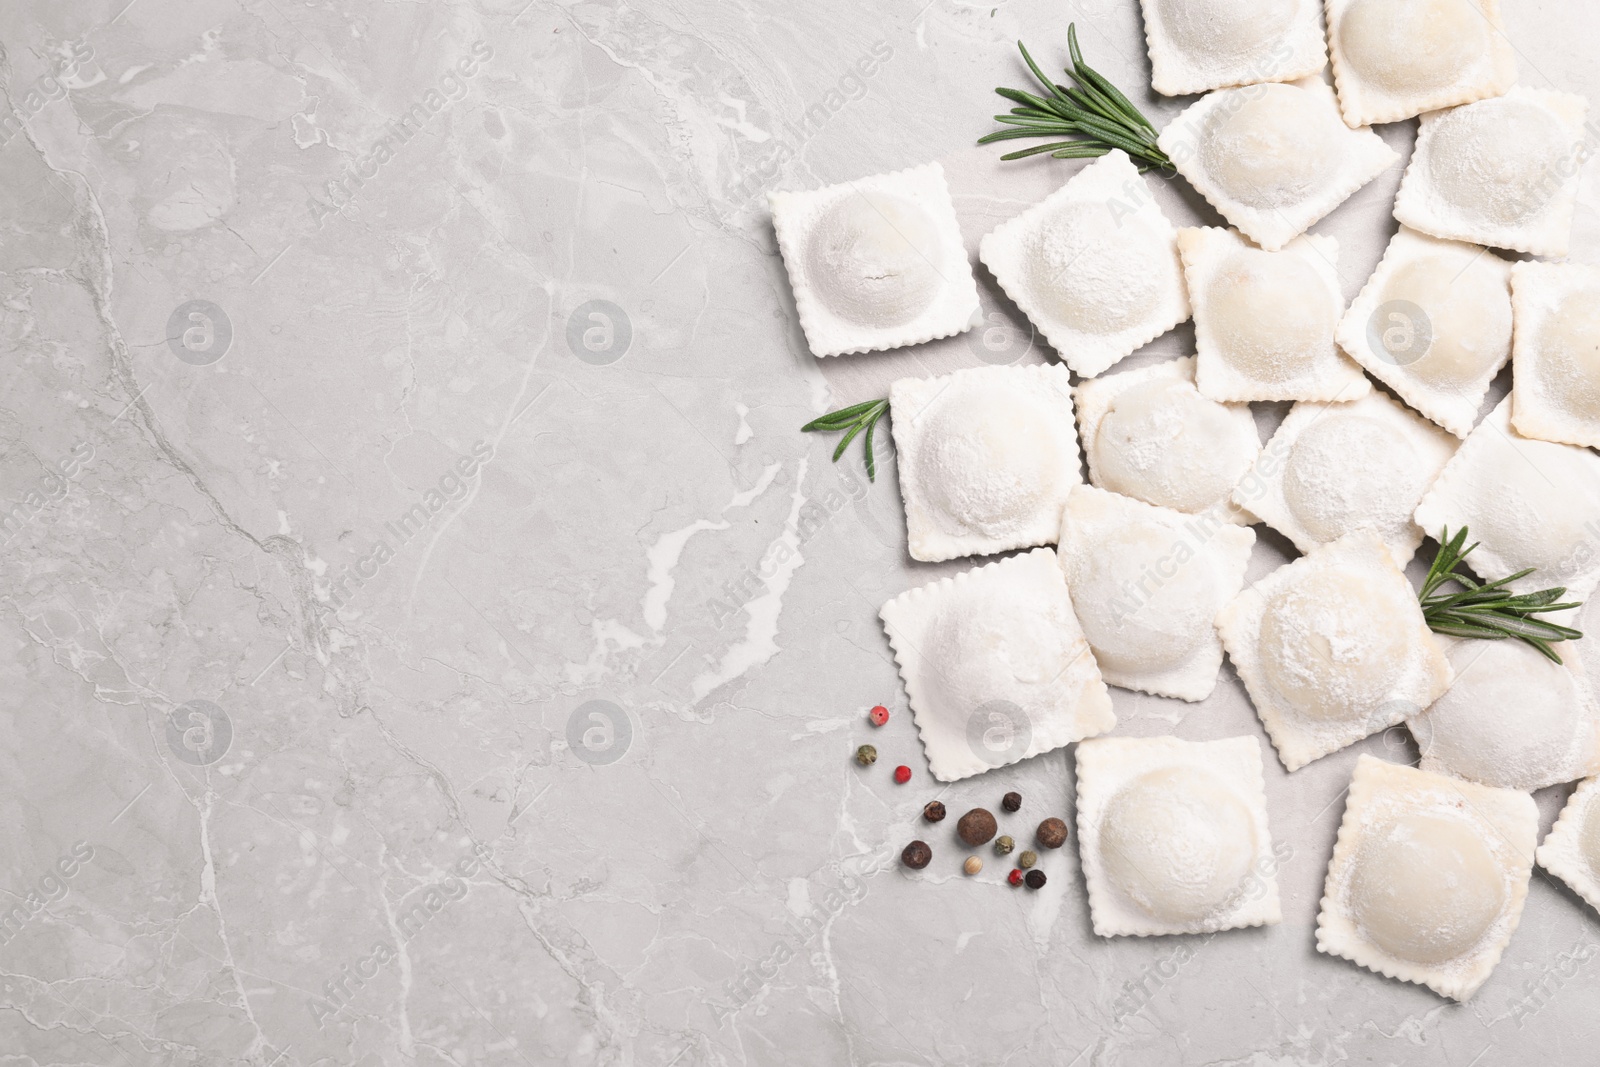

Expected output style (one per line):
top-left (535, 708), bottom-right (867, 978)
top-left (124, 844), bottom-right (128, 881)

top-left (994, 835), bottom-right (1015, 856)
top-left (856, 744), bottom-right (878, 767)
top-left (1018, 850), bottom-right (1038, 869)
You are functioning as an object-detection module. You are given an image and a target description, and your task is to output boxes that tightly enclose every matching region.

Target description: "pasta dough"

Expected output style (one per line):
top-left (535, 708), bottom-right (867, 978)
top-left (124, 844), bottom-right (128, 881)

top-left (1216, 530), bottom-right (1453, 771)
top-left (1326, 0), bottom-right (1517, 127)
top-left (1537, 776), bottom-right (1600, 918)
top-left (1393, 88), bottom-right (1590, 258)
top-left (1179, 227), bottom-right (1369, 403)
top-left (770, 163), bottom-right (979, 356)
top-left (1317, 755), bottom-right (1537, 1001)
top-left (979, 150), bottom-right (1190, 378)
top-left (1236, 389), bottom-right (1457, 565)
top-left (1077, 735), bottom-right (1282, 936)
top-left (1139, 0), bottom-right (1327, 97)
top-left (1159, 80), bottom-right (1399, 251)
top-left (1413, 398), bottom-right (1600, 598)
top-left (1409, 638), bottom-right (1600, 791)
top-left (889, 364), bottom-right (1080, 562)
top-left (1075, 356), bottom-right (1259, 524)
top-left (1510, 260), bottom-right (1600, 449)
top-left (1056, 485), bottom-right (1255, 701)
top-left (1335, 227), bottom-right (1513, 438)
top-left (879, 548), bottom-right (1115, 782)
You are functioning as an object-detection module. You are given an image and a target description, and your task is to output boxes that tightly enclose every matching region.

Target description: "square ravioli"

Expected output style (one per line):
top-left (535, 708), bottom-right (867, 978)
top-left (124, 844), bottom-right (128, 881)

top-left (1413, 398), bottom-right (1600, 598)
top-left (1216, 530), bottom-right (1453, 771)
top-left (1335, 227), bottom-right (1513, 438)
top-left (1139, 0), bottom-right (1325, 98)
top-left (1408, 638), bottom-right (1600, 792)
top-left (879, 548), bottom-right (1115, 782)
top-left (1317, 755), bottom-right (1537, 1002)
top-left (1235, 390), bottom-right (1457, 566)
top-left (978, 150), bottom-right (1189, 378)
top-left (1158, 80), bottom-right (1399, 251)
top-left (1510, 260), bottom-right (1600, 449)
top-left (1057, 485), bottom-right (1255, 701)
top-left (1076, 356), bottom-right (1260, 525)
top-left (1076, 735), bottom-right (1282, 937)
top-left (1393, 88), bottom-right (1591, 258)
top-left (1179, 227), bottom-right (1370, 403)
top-left (769, 162), bottom-right (979, 357)
top-left (889, 364), bottom-right (1080, 563)
top-left (1536, 776), bottom-right (1600, 918)
top-left (1326, 0), bottom-right (1516, 127)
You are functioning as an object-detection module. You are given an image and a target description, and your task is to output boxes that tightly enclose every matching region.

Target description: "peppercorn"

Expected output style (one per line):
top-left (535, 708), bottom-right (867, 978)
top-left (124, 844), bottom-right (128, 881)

top-left (1025, 869), bottom-right (1047, 890)
top-left (901, 840), bottom-right (932, 869)
top-left (923, 800), bottom-right (947, 823)
top-left (1018, 850), bottom-right (1038, 869)
top-left (1007, 869), bottom-right (1023, 886)
top-left (1037, 817), bottom-right (1069, 849)
top-left (855, 744), bottom-right (877, 767)
top-left (963, 856), bottom-right (983, 875)
top-left (1002, 791), bottom-right (1022, 813)
top-left (956, 808), bottom-right (998, 847)
top-left (994, 835), bottom-right (1015, 856)
top-left (893, 765), bottom-right (912, 784)
top-left (869, 705), bottom-right (889, 727)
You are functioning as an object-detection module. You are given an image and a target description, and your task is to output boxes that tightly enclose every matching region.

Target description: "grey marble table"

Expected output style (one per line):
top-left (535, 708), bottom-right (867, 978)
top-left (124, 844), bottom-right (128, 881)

top-left (3, 0), bottom-right (1599, 1064)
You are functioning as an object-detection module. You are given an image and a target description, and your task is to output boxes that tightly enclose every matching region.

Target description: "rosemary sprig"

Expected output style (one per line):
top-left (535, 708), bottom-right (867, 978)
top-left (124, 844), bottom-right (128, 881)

top-left (1419, 527), bottom-right (1583, 663)
top-left (978, 24), bottom-right (1170, 171)
top-left (801, 398), bottom-right (889, 481)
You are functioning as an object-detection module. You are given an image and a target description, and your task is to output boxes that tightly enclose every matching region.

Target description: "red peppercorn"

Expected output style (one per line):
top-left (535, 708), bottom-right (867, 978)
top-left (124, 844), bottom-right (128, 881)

top-left (893, 765), bottom-right (912, 784)
top-left (869, 705), bottom-right (890, 726)
top-left (1007, 869), bottom-right (1023, 886)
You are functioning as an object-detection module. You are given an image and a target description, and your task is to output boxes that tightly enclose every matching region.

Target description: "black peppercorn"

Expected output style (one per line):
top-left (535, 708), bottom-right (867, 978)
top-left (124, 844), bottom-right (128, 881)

top-left (901, 840), bottom-right (932, 870)
top-left (1002, 791), bottom-right (1021, 813)
top-left (923, 800), bottom-right (947, 823)
top-left (1037, 817), bottom-right (1068, 849)
top-left (1024, 869), bottom-right (1046, 890)
top-left (957, 808), bottom-right (998, 847)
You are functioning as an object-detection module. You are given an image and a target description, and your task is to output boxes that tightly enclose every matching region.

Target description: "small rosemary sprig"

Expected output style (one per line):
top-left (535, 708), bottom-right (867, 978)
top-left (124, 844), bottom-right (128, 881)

top-left (801, 398), bottom-right (889, 481)
top-left (978, 24), bottom-right (1170, 171)
top-left (1419, 527), bottom-right (1583, 663)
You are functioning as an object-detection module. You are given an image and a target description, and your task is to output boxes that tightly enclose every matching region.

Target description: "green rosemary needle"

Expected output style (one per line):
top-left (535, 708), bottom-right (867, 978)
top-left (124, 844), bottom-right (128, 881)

top-left (1418, 526), bottom-right (1583, 663)
top-left (800, 398), bottom-right (889, 481)
top-left (978, 24), bottom-right (1171, 171)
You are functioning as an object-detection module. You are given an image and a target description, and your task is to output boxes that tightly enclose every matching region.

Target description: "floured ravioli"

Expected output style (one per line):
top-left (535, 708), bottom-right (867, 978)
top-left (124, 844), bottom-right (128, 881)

top-left (879, 548), bottom-right (1115, 782)
top-left (979, 150), bottom-right (1190, 378)
top-left (1409, 639), bottom-right (1600, 792)
top-left (770, 163), bottom-right (979, 356)
top-left (1317, 755), bottom-right (1537, 1001)
top-left (1159, 80), bottom-right (1399, 251)
top-left (1237, 389), bottom-right (1457, 565)
top-left (1075, 356), bottom-right (1259, 524)
top-left (1179, 227), bottom-right (1369, 403)
top-left (1216, 530), bottom-right (1453, 771)
top-left (1077, 735), bottom-right (1282, 936)
top-left (1335, 228), bottom-right (1513, 437)
top-left (1056, 485), bottom-right (1255, 701)
top-left (1326, 0), bottom-right (1517, 127)
top-left (1510, 260), bottom-right (1600, 449)
top-left (1139, 0), bottom-right (1326, 97)
top-left (1393, 88), bottom-right (1590, 258)
top-left (889, 364), bottom-right (1080, 563)
top-left (1414, 398), bottom-right (1600, 598)
top-left (1537, 776), bottom-right (1600, 918)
